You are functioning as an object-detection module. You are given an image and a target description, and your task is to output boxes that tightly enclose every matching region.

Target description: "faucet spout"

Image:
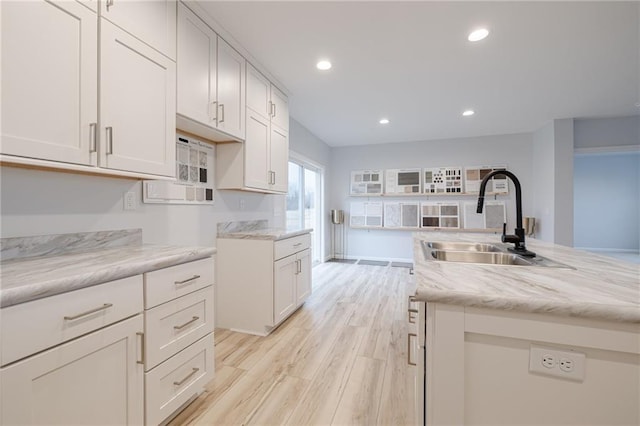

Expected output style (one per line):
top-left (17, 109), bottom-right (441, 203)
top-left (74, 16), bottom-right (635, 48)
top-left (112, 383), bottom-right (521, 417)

top-left (476, 170), bottom-right (535, 257)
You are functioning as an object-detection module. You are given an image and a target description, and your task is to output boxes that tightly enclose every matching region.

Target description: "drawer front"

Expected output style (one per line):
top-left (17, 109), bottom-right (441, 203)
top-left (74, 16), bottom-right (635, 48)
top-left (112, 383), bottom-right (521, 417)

top-left (145, 333), bottom-right (214, 426)
top-left (144, 257), bottom-right (214, 309)
top-left (274, 233), bottom-right (311, 260)
top-left (144, 286), bottom-right (214, 370)
top-left (1, 275), bottom-right (142, 366)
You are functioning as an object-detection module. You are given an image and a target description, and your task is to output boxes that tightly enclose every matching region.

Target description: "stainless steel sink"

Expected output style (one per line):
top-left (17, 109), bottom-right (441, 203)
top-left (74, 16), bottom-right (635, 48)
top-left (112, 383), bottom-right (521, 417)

top-left (430, 249), bottom-right (534, 266)
top-left (426, 241), bottom-right (503, 252)
top-left (421, 241), bottom-right (574, 268)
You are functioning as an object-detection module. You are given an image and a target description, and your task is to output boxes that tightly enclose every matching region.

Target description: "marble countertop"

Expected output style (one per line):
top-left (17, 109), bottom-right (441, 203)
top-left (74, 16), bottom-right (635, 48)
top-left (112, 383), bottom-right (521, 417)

top-left (413, 232), bottom-right (640, 323)
top-left (0, 245), bottom-right (216, 308)
top-left (217, 227), bottom-right (313, 241)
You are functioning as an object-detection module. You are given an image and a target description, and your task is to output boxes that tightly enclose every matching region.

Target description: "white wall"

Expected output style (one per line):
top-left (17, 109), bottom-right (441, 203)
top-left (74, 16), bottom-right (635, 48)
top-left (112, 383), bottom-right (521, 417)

top-left (330, 133), bottom-right (534, 261)
top-left (574, 116), bottom-right (640, 149)
top-left (0, 165), bottom-right (282, 247)
top-left (532, 118), bottom-right (574, 247)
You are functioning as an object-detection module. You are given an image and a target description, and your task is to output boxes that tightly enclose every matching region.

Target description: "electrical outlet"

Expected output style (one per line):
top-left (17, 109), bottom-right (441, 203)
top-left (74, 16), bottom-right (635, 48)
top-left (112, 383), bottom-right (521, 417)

top-left (529, 345), bottom-right (586, 382)
top-left (124, 191), bottom-right (136, 211)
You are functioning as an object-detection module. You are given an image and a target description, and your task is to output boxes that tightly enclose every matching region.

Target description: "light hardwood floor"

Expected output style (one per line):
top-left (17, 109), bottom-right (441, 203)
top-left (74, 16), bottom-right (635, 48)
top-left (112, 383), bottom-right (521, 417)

top-left (169, 262), bottom-right (418, 426)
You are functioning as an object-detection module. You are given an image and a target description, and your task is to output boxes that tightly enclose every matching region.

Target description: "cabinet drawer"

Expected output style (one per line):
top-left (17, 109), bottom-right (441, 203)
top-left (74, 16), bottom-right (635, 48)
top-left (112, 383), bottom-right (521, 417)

top-left (274, 234), bottom-right (311, 260)
top-left (1, 275), bottom-right (142, 366)
top-left (144, 257), bottom-right (214, 309)
top-left (145, 333), bottom-right (214, 426)
top-left (144, 286), bottom-right (214, 370)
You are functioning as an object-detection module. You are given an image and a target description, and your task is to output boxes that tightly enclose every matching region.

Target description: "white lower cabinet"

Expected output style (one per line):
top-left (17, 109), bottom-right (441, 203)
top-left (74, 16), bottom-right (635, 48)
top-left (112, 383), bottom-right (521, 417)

top-left (1, 314), bottom-right (144, 425)
top-left (143, 257), bottom-right (216, 424)
top-left (217, 233), bottom-right (312, 335)
top-left (145, 333), bottom-right (214, 426)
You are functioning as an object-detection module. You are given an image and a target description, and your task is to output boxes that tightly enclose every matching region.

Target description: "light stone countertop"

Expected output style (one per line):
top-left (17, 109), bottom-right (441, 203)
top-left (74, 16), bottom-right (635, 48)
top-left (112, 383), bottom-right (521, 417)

top-left (0, 245), bottom-right (216, 308)
top-left (217, 227), bottom-right (313, 241)
top-left (413, 232), bottom-right (640, 323)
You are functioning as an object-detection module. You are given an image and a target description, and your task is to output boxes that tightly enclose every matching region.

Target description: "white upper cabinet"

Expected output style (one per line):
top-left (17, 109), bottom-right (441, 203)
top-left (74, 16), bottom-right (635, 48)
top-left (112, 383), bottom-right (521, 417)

top-left (270, 85), bottom-right (290, 133)
top-left (100, 20), bottom-right (176, 177)
top-left (1, 0), bottom-right (177, 179)
top-left (100, 0), bottom-right (177, 60)
top-left (0, 0), bottom-right (98, 166)
top-left (216, 63), bottom-right (289, 193)
top-left (177, 3), bottom-right (245, 142)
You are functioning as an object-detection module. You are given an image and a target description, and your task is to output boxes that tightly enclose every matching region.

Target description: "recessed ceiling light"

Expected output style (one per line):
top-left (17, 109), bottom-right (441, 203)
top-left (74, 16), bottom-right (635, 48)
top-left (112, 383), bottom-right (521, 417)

top-left (468, 28), bottom-right (489, 42)
top-left (316, 60), bottom-right (332, 70)
top-left (462, 110), bottom-right (475, 117)
top-left (379, 118), bottom-right (390, 124)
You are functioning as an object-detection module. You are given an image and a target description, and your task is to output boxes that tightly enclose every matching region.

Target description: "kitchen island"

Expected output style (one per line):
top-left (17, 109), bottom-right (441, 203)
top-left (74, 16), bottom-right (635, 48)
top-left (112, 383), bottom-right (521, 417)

top-left (412, 232), bottom-right (639, 425)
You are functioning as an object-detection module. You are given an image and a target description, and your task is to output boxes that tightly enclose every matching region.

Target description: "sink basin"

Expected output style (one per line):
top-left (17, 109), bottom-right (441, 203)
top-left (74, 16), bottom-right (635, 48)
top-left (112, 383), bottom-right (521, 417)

top-left (426, 241), bottom-right (503, 252)
top-left (420, 241), bottom-right (574, 269)
top-left (429, 249), bottom-right (534, 266)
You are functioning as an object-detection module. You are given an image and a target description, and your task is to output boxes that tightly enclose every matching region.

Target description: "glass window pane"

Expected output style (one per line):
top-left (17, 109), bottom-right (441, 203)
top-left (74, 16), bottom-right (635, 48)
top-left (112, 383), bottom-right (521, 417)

top-left (304, 168), bottom-right (316, 230)
top-left (287, 162), bottom-right (302, 230)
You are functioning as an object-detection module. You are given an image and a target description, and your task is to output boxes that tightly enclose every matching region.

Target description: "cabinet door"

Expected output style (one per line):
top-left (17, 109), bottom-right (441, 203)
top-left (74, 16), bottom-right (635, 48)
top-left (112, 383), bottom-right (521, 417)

top-left (273, 254), bottom-right (297, 326)
top-left (246, 63), bottom-right (270, 120)
top-left (244, 109), bottom-right (270, 190)
top-left (269, 125), bottom-right (289, 193)
top-left (0, 0), bottom-right (97, 166)
top-left (177, 3), bottom-right (216, 127)
top-left (1, 314), bottom-right (144, 425)
top-left (100, 19), bottom-right (176, 177)
top-left (100, 0), bottom-right (176, 60)
top-left (296, 249), bottom-right (312, 306)
top-left (270, 84), bottom-right (289, 132)
top-left (216, 37), bottom-right (246, 140)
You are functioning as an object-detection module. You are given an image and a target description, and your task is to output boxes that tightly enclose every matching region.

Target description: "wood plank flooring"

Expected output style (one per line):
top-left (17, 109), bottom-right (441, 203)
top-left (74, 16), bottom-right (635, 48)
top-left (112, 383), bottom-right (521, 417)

top-left (169, 262), bottom-right (418, 426)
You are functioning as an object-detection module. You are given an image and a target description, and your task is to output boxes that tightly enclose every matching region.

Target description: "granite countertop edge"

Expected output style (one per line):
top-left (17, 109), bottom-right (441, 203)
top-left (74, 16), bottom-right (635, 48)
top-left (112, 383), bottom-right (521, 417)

top-left (1, 246), bottom-right (217, 308)
top-left (413, 287), bottom-right (640, 324)
top-left (217, 228), bottom-right (313, 241)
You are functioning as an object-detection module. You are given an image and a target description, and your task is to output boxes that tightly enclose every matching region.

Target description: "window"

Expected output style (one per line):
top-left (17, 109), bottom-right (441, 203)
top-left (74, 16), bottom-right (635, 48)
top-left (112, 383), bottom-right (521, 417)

top-left (286, 156), bottom-right (324, 264)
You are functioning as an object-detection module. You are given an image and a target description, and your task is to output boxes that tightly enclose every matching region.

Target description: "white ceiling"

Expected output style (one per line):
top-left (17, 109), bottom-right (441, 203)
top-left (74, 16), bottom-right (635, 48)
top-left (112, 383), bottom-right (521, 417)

top-left (196, 1), bottom-right (640, 147)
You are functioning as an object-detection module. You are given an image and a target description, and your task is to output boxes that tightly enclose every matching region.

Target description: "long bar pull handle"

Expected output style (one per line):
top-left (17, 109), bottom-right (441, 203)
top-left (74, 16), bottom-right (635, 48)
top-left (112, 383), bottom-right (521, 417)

top-left (174, 368), bottom-right (199, 386)
top-left (272, 171), bottom-right (276, 185)
top-left (219, 104), bottom-right (225, 123)
top-left (407, 333), bottom-right (417, 366)
top-left (89, 123), bottom-right (97, 153)
top-left (269, 101), bottom-right (273, 117)
top-left (293, 242), bottom-right (302, 247)
top-left (106, 126), bottom-right (113, 154)
top-left (64, 303), bottom-right (113, 321)
top-left (174, 316), bottom-right (199, 330)
top-left (272, 103), bottom-right (276, 118)
top-left (136, 332), bottom-right (144, 364)
top-left (106, 0), bottom-right (114, 11)
top-left (174, 275), bottom-right (200, 286)
top-left (209, 101), bottom-right (217, 122)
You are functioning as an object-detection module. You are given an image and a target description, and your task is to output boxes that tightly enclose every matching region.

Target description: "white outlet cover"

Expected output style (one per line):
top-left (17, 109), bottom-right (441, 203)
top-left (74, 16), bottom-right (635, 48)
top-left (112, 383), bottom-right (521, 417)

top-left (529, 345), bottom-right (586, 382)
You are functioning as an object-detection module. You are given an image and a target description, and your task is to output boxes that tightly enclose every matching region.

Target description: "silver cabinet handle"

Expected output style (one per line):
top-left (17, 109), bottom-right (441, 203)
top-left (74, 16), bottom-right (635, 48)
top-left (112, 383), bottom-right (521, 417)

top-left (136, 332), bottom-right (144, 364)
top-left (298, 259), bottom-right (302, 274)
top-left (174, 367), bottom-right (199, 386)
top-left (273, 102), bottom-right (276, 118)
top-left (269, 101), bottom-right (273, 117)
top-left (293, 242), bottom-right (302, 247)
top-left (209, 101), bottom-right (217, 122)
top-left (105, 126), bottom-right (113, 154)
top-left (174, 316), bottom-right (199, 330)
top-left (408, 308), bottom-right (418, 324)
top-left (89, 123), bottom-right (97, 153)
top-left (64, 303), bottom-right (113, 321)
top-left (407, 333), bottom-right (417, 366)
top-left (106, 0), bottom-right (114, 11)
top-left (219, 104), bottom-right (225, 123)
top-left (174, 275), bottom-right (200, 286)
top-left (272, 171), bottom-right (276, 185)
